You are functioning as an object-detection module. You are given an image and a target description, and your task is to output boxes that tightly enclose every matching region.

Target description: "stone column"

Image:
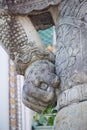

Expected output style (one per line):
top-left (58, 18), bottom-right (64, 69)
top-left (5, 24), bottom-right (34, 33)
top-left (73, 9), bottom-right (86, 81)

top-left (55, 0), bottom-right (87, 130)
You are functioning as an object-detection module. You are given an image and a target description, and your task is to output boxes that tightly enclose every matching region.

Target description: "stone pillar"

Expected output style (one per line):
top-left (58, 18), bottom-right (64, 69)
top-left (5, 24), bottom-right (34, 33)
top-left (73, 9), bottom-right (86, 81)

top-left (55, 0), bottom-right (87, 130)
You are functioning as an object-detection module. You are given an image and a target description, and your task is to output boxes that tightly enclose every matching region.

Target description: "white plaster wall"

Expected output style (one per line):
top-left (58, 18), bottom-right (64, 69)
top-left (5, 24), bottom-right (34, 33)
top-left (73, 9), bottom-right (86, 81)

top-left (0, 46), bottom-right (9, 130)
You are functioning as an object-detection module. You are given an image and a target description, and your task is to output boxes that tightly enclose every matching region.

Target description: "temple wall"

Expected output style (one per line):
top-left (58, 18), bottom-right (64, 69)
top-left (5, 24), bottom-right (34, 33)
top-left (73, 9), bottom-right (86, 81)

top-left (0, 46), bottom-right (9, 130)
top-left (0, 46), bottom-right (33, 130)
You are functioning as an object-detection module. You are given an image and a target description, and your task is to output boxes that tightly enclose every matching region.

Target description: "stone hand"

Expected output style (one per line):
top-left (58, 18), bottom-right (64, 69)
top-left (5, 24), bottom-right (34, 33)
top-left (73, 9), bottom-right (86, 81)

top-left (22, 60), bottom-right (60, 113)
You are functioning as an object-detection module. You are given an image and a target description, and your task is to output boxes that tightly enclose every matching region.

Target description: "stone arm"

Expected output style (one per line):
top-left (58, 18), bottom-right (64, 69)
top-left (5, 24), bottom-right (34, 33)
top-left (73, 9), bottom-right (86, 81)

top-left (0, 7), bottom-right (60, 113)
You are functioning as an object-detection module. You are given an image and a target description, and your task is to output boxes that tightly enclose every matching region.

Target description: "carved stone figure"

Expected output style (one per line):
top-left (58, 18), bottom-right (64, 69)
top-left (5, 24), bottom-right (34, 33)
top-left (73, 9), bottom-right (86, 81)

top-left (1, 0), bottom-right (87, 130)
top-left (0, 0), bottom-right (60, 113)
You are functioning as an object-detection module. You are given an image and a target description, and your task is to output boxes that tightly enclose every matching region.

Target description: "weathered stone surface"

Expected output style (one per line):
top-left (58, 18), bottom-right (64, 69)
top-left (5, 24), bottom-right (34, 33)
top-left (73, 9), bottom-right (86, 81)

top-left (1, 0), bottom-right (59, 30)
top-left (55, 0), bottom-right (87, 91)
top-left (5, 0), bottom-right (60, 14)
top-left (55, 101), bottom-right (87, 130)
top-left (0, 7), bottom-right (60, 114)
top-left (0, 12), bottom-right (55, 74)
top-left (54, 1), bottom-right (87, 129)
top-left (57, 84), bottom-right (87, 110)
top-left (1, 0), bottom-right (87, 129)
top-left (23, 60), bottom-right (60, 113)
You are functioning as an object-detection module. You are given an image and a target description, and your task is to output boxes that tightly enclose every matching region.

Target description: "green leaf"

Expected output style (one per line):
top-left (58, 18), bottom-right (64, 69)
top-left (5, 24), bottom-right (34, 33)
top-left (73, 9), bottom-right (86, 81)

top-left (43, 105), bottom-right (53, 114)
top-left (48, 115), bottom-right (55, 125)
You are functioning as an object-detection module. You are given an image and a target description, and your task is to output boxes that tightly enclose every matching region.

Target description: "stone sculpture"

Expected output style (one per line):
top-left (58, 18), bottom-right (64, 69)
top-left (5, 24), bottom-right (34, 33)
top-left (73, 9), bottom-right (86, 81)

top-left (1, 0), bottom-right (87, 130)
top-left (0, 0), bottom-right (59, 113)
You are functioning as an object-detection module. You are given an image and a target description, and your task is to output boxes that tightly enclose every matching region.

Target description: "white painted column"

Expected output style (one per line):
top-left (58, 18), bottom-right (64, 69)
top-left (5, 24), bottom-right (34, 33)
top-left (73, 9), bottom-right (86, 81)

top-left (18, 75), bottom-right (34, 130)
top-left (0, 46), bottom-right (9, 130)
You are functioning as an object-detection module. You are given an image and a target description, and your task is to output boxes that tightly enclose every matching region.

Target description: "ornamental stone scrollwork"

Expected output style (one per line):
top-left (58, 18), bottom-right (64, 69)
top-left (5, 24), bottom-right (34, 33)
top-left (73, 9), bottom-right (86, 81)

top-left (1, 0), bottom-right (87, 130)
top-left (55, 1), bottom-right (87, 129)
top-left (55, 0), bottom-right (87, 92)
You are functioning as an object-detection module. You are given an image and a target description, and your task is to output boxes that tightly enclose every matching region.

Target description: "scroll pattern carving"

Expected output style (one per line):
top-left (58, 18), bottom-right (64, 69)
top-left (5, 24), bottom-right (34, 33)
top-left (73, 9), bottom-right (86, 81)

top-left (0, 11), bottom-right (55, 75)
top-left (56, 0), bottom-right (87, 91)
